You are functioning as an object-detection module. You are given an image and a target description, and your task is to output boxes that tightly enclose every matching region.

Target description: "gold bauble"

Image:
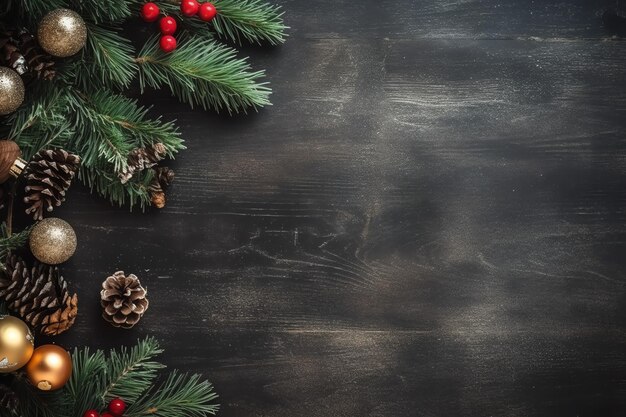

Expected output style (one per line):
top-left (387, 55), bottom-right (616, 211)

top-left (37, 9), bottom-right (87, 58)
top-left (29, 217), bottom-right (77, 265)
top-left (25, 345), bottom-right (72, 391)
top-left (0, 67), bottom-right (25, 115)
top-left (0, 315), bottom-right (34, 373)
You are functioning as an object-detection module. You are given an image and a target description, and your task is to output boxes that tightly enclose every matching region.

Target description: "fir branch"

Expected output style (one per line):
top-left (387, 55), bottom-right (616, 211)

top-left (211, 0), bottom-right (287, 45)
top-left (100, 337), bottom-right (165, 404)
top-left (80, 164), bottom-right (154, 210)
top-left (137, 34), bottom-right (271, 113)
top-left (66, 89), bottom-right (183, 171)
top-left (0, 224), bottom-right (32, 267)
top-left (127, 372), bottom-right (219, 417)
top-left (8, 339), bottom-right (219, 417)
top-left (66, 347), bottom-right (107, 416)
top-left (153, 0), bottom-right (286, 45)
top-left (62, 25), bottom-right (137, 90)
top-left (9, 85), bottom-right (74, 159)
top-left (71, 0), bottom-right (132, 24)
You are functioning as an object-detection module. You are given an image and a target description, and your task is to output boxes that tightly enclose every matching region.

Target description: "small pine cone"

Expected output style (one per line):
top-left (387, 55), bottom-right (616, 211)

top-left (0, 385), bottom-right (18, 413)
top-left (24, 149), bottom-right (81, 221)
top-left (148, 167), bottom-right (175, 209)
top-left (0, 255), bottom-right (78, 336)
top-left (119, 143), bottom-right (167, 184)
top-left (0, 28), bottom-right (56, 80)
top-left (154, 166), bottom-right (175, 188)
top-left (101, 271), bottom-right (149, 329)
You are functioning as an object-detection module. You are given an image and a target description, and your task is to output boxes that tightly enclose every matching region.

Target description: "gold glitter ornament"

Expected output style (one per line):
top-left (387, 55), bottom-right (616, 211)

top-left (0, 315), bottom-right (34, 373)
top-left (25, 344), bottom-right (72, 391)
top-left (37, 9), bottom-right (87, 58)
top-left (0, 67), bottom-right (25, 115)
top-left (29, 218), bottom-right (77, 265)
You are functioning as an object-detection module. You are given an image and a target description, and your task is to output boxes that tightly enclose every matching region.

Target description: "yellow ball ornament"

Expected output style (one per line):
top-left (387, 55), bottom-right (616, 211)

top-left (29, 218), bottom-right (77, 265)
top-left (0, 315), bottom-right (34, 373)
top-left (25, 345), bottom-right (72, 391)
top-left (37, 9), bottom-right (87, 58)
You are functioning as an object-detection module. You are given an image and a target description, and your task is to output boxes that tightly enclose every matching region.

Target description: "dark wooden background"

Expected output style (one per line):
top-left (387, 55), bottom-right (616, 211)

top-left (42, 0), bottom-right (626, 416)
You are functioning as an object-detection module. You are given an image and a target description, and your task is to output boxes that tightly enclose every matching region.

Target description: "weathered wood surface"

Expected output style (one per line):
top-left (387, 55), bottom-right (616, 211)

top-left (46, 1), bottom-right (626, 416)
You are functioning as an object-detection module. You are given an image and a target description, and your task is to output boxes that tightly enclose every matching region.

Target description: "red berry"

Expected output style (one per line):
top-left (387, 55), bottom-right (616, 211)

top-left (141, 2), bottom-right (160, 22)
top-left (180, 0), bottom-right (200, 16)
top-left (82, 411), bottom-right (99, 417)
top-left (198, 2), bottom-right (217, 21)
top-left (159, 16), bottom-right (177, 35)
top-left (160, 35), bottom-right (177, 53)
top-left (108, 398), bottom-right (127, 416)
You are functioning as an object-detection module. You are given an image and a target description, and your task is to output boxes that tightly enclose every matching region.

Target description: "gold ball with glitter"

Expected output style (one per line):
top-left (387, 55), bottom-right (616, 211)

top-left (37, 9), bottom-right (87, 58)
top-left (0, 315), bottom-right (34, 374)
top-left (25, 345), bottom-right (72, 391)
top-left (30, 218), bottom-right (77, 265)
top-left (0, 67), bottom-right (25, 116)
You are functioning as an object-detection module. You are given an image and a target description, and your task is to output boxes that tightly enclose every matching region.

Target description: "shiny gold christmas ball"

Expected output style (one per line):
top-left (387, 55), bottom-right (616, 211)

top-left (0, 67), bottom-right (25, 116)
top-left (25, 345), bottom-right (72, 391)
top-left (30, 217), bottom-right (77, 265)
top-left (0, 315), bottom-right (34, 373)
top-left (37, 9), bottom-right (87, 58)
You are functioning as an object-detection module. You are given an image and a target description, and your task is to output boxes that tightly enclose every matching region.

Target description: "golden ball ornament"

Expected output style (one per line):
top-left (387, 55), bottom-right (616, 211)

top-left (0, 315), bottom-right (34, 373)
top-left (29, 217), bottom-right (77, 265)
top-left (0, 67), bottom-right (25, 116)
top-left (25, 345), bottom-right (72, 391)
top-left (37, 9), bottom-right (87, 58)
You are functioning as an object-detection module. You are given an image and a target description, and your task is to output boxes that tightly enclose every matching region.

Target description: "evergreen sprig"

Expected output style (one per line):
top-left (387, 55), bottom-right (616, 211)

top-left (100, 337), bottom-right (165, 404)
top-left (3, 0), bottom-right (285, 209)
top-left (212, 0), bottom-right (287, 45)
top-left (156, 0), bottom-right (287, 45)
top-left (137, 35), bottom-right (271, 113)
top-left (6, 338), bottom-right (219, 417)
top-left (9, 87), bottom-right (184, 209)
top-left (65, 24), bottom-right (137, 90)
top-left (128, 372), bottom-right (219, 417)
top-left (0, 224), bottom-right (32, 268)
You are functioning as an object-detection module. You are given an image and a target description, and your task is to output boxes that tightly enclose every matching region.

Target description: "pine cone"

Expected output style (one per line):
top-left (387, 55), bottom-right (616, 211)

top-left (0, 385), bottom-right (18, 413)
top-left (148, 167), bottom-right (175, 209)
top-left (119, 143), bottom-right (167, 184)
top-left (154, 166), bottom-right (175, 188)
top-left (23, 149), bottom-right (81, 221)
top-left (0, 255), bottom-right (78, 336)
top-left (0, 28), bottom-right (56, 80)
top-left (101, 271), bottom-right (149, 329)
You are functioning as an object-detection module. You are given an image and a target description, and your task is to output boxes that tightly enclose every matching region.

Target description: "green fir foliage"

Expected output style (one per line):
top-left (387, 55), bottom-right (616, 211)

top-left (0, 224), bottom-right (32, 268)
top-left (137, 35), bottom-right (271, 113)
top-left (1, 0), bottom-right (285, 209)
top-left (2, 338), bottom-right (218, 417)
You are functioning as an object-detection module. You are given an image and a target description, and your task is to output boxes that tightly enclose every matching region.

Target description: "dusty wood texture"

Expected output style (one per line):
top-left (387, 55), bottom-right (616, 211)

top-left (35, 1), bottom-right (626, 416)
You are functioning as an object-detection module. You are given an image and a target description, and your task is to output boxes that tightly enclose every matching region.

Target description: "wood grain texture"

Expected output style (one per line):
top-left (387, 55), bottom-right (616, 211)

top-left (31, 1), bottom-right (626, 416)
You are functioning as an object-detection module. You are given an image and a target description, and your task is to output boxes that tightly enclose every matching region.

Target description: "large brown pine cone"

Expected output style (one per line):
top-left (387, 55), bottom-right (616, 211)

top-left (119, 143), bottom-right (167, 184)
top-left (0, 255), bottom-right (78, 336)
top-left (0, 28), bottom-right (56, 80)
top-left (101, 271), bottom-right (149, 329)
top-left (24, 149), bottom-right (81, 220)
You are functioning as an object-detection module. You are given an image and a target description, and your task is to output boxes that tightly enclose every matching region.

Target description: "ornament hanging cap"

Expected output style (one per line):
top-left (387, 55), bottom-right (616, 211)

top-left (0, 140), bottom-right (26, 183)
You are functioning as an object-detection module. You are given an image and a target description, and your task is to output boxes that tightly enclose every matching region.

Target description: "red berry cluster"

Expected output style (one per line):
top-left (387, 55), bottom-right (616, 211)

top-left (140, 1), bottom-right (218, 53)
top-left (83, 398), bottom-right (126, 417)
